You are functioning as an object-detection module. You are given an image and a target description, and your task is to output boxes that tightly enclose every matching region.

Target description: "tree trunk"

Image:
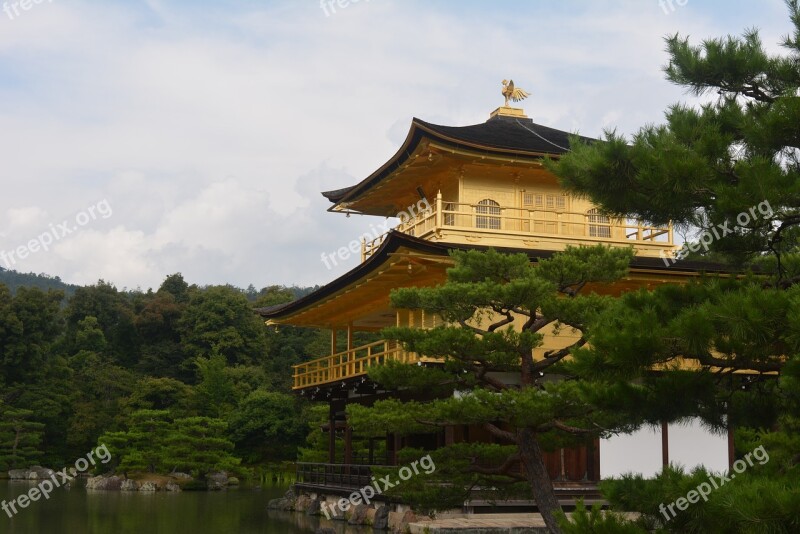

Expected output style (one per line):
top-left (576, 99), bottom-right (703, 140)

top-left (518, 427), bottom-right (563, 534)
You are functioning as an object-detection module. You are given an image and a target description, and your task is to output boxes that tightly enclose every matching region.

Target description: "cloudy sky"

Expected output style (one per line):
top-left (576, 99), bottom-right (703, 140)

top-left (0, 0), bottom-right (792, 290)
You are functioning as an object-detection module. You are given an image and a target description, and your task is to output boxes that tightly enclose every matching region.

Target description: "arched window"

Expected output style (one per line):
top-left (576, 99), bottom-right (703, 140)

top-left (476, 199), bottom-right (501, 230)
top-left (587, 209), bottom-right (611, 238)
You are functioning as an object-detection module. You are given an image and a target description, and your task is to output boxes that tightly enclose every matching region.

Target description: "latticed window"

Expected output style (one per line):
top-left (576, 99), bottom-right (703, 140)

top-left (523, 192), bottom-right (535, 207)
top-left (587, 208), bottom-right (611, 238)
top-left (476, 199), bottom-right (501, 230)
top-left (444, 202), bottom-right (455, 226)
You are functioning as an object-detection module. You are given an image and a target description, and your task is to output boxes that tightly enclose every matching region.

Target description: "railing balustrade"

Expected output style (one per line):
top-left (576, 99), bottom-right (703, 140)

top-left (292, 340), bottom-right (420, 390)
top-left (360, 195), bottom-right (674, 261)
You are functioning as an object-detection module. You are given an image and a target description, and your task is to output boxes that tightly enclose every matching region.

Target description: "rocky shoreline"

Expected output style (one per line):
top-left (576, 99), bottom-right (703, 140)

top-left (85, 471), bottom-right (239, 491)
top-left (267, 488), bottom-right (419, 534)
top-left (5, 467), bottom-right (239, 492)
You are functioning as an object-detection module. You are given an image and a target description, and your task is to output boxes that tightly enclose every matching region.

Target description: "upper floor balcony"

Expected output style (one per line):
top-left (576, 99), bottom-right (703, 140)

top-left (361, 193), bottom-right (675, 262)
top-left (293, 340), bottom-right (428, 390)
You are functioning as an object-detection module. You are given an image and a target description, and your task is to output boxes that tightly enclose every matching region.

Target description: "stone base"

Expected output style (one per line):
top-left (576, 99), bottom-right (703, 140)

top-left (489, 106), bottom-right (528, 119)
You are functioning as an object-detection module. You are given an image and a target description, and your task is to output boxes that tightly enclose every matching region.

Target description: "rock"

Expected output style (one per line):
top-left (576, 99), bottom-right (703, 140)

top-left (294, 494), bottom-right (312, 512)
top-left (139, 481), bottom-right (159, 492)
top-left (348, 503), bottom-right (370, 525)
top-left (227, 476), bottom-right (240, 486)
top-left (171, 472), bottom-right (193, 480)
top-left (7, 469), bottom-right (28, 480)
top-left (165, 482), bottom-right (181, 492)
top-left (314, 529), bottom-right (336, 534)
top-left (8, 467), bottom-right (54, 480)
top-left (388, 511), bottom-right (403, 532)
top-left (28, 466), bottom-right (55, 480)
top-left (86, 475), bottom-right (123, 490)
top-left (120, 479), bottom-right (139, 491)
top-left (266, 494), bottom-right (295, 511)
top-left (206, 471), bottom-right (230, 491)
top-left (206, 471), bottom-right (228, 486)
top-left (366, 506), bottom-right (377, 525)
top-left (392, 510), bottom-right (417, 534)
top-left (373, 505), bottom-right (390, 530)
top-left (306, 498), bottom-right (321, 516)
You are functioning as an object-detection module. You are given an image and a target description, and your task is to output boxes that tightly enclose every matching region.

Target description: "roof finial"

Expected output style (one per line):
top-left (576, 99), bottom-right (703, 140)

top-left (501, 79), bottom-right (530, 107)
top-left (490, 80), bottom-right (530, 120)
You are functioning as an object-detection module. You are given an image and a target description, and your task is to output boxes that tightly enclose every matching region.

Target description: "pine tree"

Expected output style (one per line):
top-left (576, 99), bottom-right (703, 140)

top-left (0, 403), bottom-right (45, 470)
top-left (348, 246), bottom-right (636, 534)
top-left (544, 1), bottom-right (800, 530)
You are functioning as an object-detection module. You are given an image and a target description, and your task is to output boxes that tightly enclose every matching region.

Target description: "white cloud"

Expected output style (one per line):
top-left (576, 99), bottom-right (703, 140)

top-left (0, 0), bottom-right (791, 289)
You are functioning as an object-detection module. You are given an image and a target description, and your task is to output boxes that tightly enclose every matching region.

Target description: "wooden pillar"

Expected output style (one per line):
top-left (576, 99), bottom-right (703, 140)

top-left (435, 190), bottom-right (443, 230)
top-left (331, 328), bottom-right (338, 355)
top-left (328, 402), bottom-right (336, 464)
top-left (586, 439), bottom-right (596, 482)
top-left (368, 437), bottom-right (375, 465)
top-left (661, 421), bottom-right (669, 470)
top-left (444, 425), bottom-right (455, 446)
top-left (344, 424), bottom-right (353, 465)
top-left (347, 323), bottom-right (354, 376)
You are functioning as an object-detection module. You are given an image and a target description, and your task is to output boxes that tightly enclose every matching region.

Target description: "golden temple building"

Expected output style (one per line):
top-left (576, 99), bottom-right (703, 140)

top-left (259, 91), bottom-right (734, 510)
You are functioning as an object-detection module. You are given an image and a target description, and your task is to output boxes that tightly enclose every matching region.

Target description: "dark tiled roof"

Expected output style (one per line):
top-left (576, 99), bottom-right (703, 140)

top-left (321, 186), bottom-right (355, 203)
top-left (322, 115), bottom-right (597, 208)
top-left (416, 115), bottom-right (595, 155)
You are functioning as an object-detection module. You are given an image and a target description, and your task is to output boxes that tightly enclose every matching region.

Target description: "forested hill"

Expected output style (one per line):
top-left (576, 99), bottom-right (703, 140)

top-left (0, 267), bottom-right (81, 296)
top-left (0, 272), bottom-right (330, 478)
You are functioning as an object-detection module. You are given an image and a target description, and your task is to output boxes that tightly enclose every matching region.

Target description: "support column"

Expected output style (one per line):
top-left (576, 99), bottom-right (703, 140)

top-left (344, 424), bottom-right (353, 464)
top-left (661, 421), bottom-right (669, 470)
top-left (347, 323), bottom-right (354, 376)
top-left (328, 402), bottom-right (337, 464)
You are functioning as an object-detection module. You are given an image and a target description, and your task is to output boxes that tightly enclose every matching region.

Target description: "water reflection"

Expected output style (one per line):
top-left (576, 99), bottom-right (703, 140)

top-left (0, 480), bottom-right (374, 534)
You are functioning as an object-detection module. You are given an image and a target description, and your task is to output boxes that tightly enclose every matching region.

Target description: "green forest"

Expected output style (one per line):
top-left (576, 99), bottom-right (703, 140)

top-left (0, 270), bottom-right (326, 480)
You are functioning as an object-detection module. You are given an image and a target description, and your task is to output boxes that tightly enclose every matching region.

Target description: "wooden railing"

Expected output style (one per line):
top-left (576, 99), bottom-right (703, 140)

top-left (296, 462), bottom-right (390, 490)
top-left (292, 340), bottom-right (420, 390)
top-left (361, 193), bottom-right (674, 261)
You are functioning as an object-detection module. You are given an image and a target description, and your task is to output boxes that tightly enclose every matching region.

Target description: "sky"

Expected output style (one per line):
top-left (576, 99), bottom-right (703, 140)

top-left (0, 0), bottom-right (793, 291)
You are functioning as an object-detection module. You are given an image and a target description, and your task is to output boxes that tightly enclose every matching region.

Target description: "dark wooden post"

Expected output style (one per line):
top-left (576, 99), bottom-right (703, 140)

top-left (344, 424), bottom-right (353, 464)
top-left (328, 401), bottom-right (336, 464)
top-left (661, 421), bottom-right (669, 470)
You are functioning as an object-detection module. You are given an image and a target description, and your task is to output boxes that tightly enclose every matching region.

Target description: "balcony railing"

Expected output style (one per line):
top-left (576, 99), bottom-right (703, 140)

top-left (361, 194), bottom-right (674, 261)
top-left (292, 340), bottom-right (421, 390)
top-left (296, 462), bottom-right (385, 490)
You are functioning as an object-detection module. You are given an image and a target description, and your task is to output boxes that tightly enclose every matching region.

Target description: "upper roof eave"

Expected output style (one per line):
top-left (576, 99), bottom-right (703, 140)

top-left (323, 116), bottom-right (589, 212)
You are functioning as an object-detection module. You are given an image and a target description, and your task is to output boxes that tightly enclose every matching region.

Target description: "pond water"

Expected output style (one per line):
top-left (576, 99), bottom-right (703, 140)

top-left (0, 480), bottom-right (373, 534)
